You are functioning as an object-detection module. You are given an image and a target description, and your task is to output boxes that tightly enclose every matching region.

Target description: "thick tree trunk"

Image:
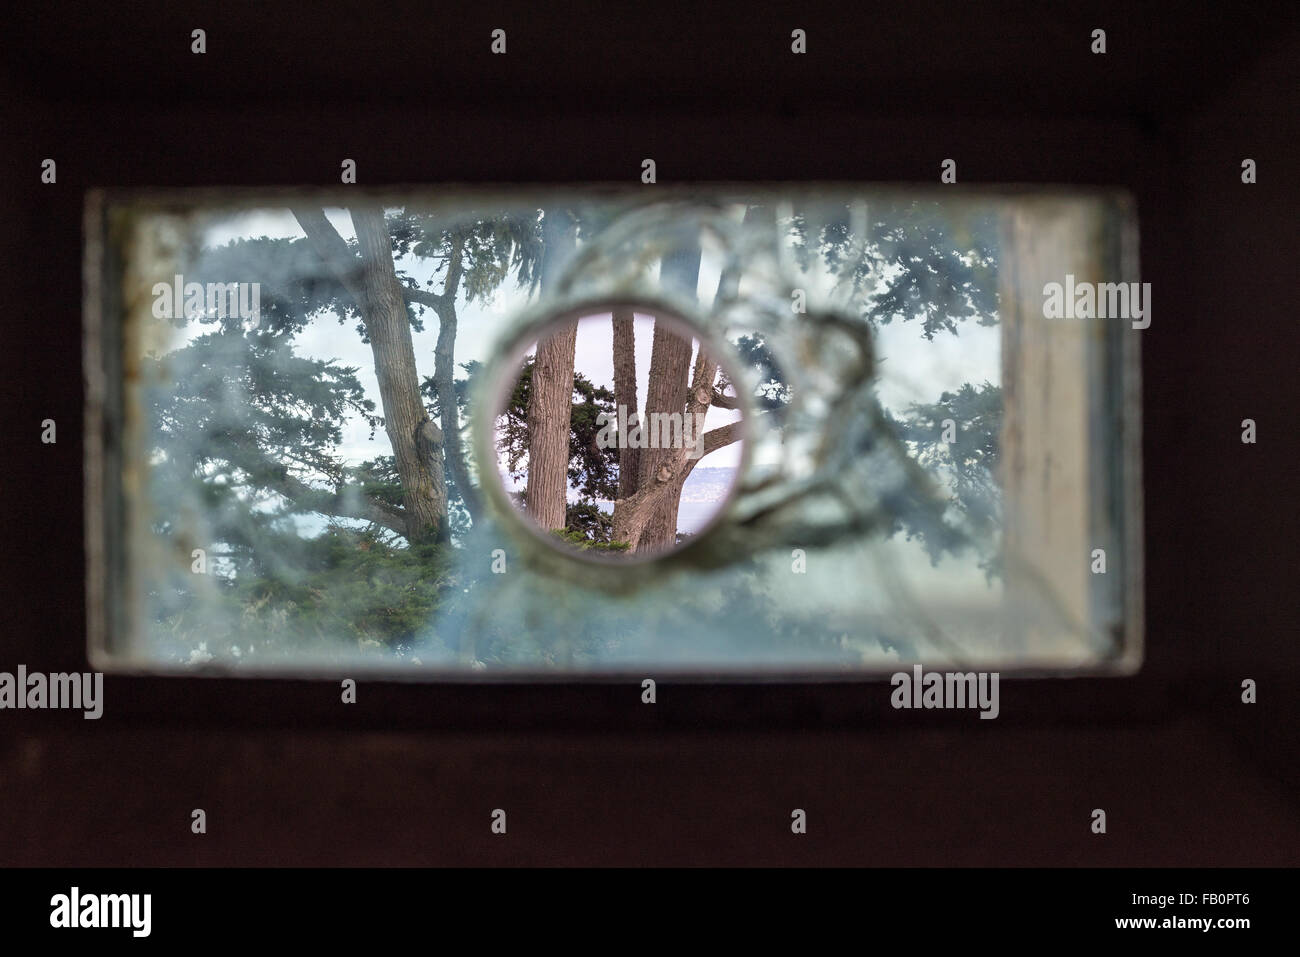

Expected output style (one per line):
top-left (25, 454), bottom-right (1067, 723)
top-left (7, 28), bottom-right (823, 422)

top-left (350, 206), bottom-right (448, 543)
top-left (612, 343), bottom-right (720, 551)
top-left (524, 209), bottom-right (578, 532)
top-left (611, 307), bottom-right (641, 502)
top-left (633, 247), bottom-right (702, 550)
top-left (634, 324), bottom-right (693, 549)
top-left (610, 218), bottom-right (754, 553)
top-left (525, 322), bottom-right (577, 532)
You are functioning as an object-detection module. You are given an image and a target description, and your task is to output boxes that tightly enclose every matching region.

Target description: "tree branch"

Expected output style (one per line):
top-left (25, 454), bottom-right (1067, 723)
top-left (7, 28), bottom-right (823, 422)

top-left (403, 286), bottom-right (445, 309)
top-left (401, 234), bottom-right (465, 311)
top-left (290, 207), bottom-right (368, 310)
top-left (273, 472), bottom-right (408, 537)
top-left (442, 234), bottom-right (465, 302)
top-left (708, 389), bottom-right (740, 410)
top-left (701, 420), bottom-right (743, 458)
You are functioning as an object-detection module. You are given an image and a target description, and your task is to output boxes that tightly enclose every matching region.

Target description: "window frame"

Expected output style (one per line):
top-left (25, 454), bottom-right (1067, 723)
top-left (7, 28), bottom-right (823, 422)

top-left (81, 184), bottom-right (1145, 722)
top-left (12, 104), bottom-right (1183, 733)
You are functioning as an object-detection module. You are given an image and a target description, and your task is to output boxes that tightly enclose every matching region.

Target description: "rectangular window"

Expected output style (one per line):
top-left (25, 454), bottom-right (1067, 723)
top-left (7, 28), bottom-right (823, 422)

top-left (84, 186), bottom-right (1142, 676)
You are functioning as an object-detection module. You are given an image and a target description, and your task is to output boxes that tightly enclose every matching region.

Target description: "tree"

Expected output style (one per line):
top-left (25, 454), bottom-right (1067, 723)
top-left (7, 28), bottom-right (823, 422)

top-left (147, 192), bottom-right (1004, 661)
top-left (884, 381), bottom-right (1002, 571)
top-left (293, 204), bottom-right (448, 542)
top-left (500, 198), bottom-right (999, 559)
top-left (611, 306), bottom-right (640, 501)
top-left (796, 198), bottom-right (999, 339)
top-left (605, 227), bottom-right (752, 553)
top-left (813, 198), bottom-right (1001, 564)
top-left (523, 209), bottom-right (578, 531)
top-left (495, 356), bottom-right (621, 544)
top-left (517, 206), bottom-right (751, 551)
top-left (147, 203), bottom-right (546, 651)
top-left (608, 323), bottom-right (739, 552)
top-left (500, 303), bottom-right (743, 556)
top-left (145, 327), bottom-right (387, 549)
top-left (407, 209), bottom-right (545, 524)
top-left (602, 199), bottom-right (998, 557)
top-left (176, 204), bottom-right (543, 546)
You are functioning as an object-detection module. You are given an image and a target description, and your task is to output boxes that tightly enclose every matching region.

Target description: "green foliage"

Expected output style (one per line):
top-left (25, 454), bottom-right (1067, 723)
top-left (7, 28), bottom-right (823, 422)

top-left (781, 199), bottom-right (1002, 568)
top-left (566, 371), bottom-right (620, 502)
top-left (549, 527), bottom-right (631, 553)
top-left (188, 236), bottom-right (360, 335)
top-left (145, 327), bottom-right (379, 562)
top-left (492, 355), bottom-right (627, 545)
top-left (728, 333), bottom-right (791, 421)
top-left (789, 199), bottom-right (999, 340)
top-left (350, 456), bottom-right (405, 511)
top-left (563, 501), bottom-right (616, 544)
top-left (233, 526), bottom-right (453, 645)
top-left (883, 381), bottom-right (1002, 570)
top-left (403, 208), bottom-right (545, 305)
top-left (156, 527), bottom-right (456, 653)
top-left (888, 382), bottom-right (1001, 483)
top-left (147, 206), bottom-right (558, 659)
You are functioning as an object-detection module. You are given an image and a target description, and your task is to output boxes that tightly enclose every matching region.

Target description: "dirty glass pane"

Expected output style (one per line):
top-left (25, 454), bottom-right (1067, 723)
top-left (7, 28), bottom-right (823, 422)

top-left (84, 187), bottom-right (1142, 675)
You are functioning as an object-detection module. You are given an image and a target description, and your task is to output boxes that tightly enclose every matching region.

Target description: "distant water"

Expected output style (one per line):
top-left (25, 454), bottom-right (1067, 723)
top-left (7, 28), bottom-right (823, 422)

top-left (676, 500), bottom-right (723, 534)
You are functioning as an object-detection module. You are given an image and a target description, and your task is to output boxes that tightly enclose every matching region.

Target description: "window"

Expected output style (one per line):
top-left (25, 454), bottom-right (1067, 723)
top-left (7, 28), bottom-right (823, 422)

top-left (84, 186), bottom-right (1142, 675)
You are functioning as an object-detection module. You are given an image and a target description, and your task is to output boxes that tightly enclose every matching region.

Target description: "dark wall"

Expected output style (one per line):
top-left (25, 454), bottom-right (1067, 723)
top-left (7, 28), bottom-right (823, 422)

top-left (0, 2), bottom-right (1296, 866)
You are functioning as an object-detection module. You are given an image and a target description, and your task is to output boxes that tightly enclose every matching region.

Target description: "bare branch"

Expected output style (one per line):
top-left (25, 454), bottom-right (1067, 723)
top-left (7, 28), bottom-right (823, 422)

top-left (403, 286), bottom-right (445, 309)
top-left (701, 420), bottom-right (743, 458)
top-left (402, 234), bottom-right (464, 312)
top-left (272, 472), bottom-right (408, 538)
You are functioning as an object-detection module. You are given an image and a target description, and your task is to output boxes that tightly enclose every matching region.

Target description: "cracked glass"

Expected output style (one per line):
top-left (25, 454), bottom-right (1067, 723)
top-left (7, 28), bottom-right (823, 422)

top-left (84, 186), bottom-right (1143, 675)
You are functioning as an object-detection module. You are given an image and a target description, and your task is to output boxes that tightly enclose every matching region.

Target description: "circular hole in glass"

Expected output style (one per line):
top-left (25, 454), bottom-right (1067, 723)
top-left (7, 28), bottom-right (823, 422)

top-left (488, 305), bottom-right (747, 561)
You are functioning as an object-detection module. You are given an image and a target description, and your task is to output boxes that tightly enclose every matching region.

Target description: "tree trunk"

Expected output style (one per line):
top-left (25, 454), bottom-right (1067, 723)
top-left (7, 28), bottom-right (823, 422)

top-left (612, 342), bottom-right (720, 551)
top-left (431, 237), bottom-right (481, 523)
top-left (611, 307), bottom-right (641, 502)
top-left (350, 206), bottom-right (448, 543)
top-left (525, 322), bottom-right (577, 532)
top-left (524, 208), bottom-right (578, 532)
top-left (610, 217), bottom-right (754, 553)
top-left (633, 247), bottom-right (702, 550)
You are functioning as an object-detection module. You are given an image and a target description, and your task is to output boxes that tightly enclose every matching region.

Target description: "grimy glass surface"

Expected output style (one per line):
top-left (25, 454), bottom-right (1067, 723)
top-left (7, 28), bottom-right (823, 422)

top-left (84, 187), bottom-right (1143, 675)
